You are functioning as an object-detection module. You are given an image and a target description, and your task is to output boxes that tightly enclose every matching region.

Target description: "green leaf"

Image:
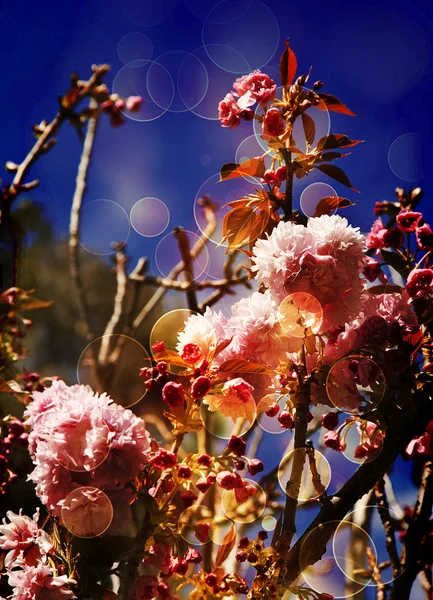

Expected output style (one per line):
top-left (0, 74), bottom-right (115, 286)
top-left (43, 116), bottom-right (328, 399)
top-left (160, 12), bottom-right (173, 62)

top-left (315, 164), bottom-right (359, 192)
top-left (280, 39), bottom-right (297, 87)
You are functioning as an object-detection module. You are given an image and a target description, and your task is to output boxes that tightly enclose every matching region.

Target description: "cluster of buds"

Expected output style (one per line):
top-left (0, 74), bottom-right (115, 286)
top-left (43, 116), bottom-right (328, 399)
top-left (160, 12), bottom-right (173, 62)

top-left (100, 94), bottom-right (142, 127)
top-left (0, 418), bottom-right (29, 495)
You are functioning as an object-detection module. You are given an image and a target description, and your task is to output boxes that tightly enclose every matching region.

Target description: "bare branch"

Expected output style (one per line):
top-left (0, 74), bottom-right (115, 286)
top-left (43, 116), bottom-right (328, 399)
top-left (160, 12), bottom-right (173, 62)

top-left (69, 97), bottom-right (99, 343)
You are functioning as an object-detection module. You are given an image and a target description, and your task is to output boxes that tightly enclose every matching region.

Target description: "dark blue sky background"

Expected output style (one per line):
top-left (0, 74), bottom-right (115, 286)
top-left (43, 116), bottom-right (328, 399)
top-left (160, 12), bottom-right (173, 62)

top-left (0, 2), bottom-right (432, 596)
top-left (1, 0), bottom-right (432, 269)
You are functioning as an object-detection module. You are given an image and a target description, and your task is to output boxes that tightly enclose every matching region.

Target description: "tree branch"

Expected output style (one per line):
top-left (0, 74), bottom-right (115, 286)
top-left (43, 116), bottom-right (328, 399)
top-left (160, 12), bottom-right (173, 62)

top-left (69, 97), bottom-right (99, 343)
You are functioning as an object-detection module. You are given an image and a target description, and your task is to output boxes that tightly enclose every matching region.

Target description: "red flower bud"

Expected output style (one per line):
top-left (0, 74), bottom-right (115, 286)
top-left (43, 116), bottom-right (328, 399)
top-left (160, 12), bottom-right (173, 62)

top-left (228, 435), bottom-right (247, 456)
top-left (236, 551), bottom-right (247, 562)
top-left (278, 411), bottom-right (294, 429)
top-left (196, 454), bottom-right (212, 467)
top-left (247, 459), bottom-right (264, 476)
top-left (238, 537), bottom-right (249, 549)
top-left (180, 490), bottom-right (197, 508)
top-left (162, 381), bottom-right (185, 408)
top-left (324, 431), bottom-right (345, 452)
top-left (265, 402), bottom-right (280, 417)
top-left (184, 548), bottom-right (202, 563)
top-left (196, 477), bottom-right (213, 493)
top-left (205, 573), bottom-right (218, 587)
top-left (258, 530), bottom-right (268, 541)
top-left (383, 227), bottom-right (404, 249)
top-left (171, 557), bottom-right (188, 575)
top-left (275, 166), bottom-right (287, 182)
top-left (191, 376), bottom-right (212, 399)
top-left (177, 465), bottom-right (192, 479)
top-left (216, 470), bottom-right (242, 490)
top-left (152, 340), bottom-right (166, 353)
top-left (322, 412), bottom-right (339, 431)
top-left (149, 449), bottom-right (177, 469)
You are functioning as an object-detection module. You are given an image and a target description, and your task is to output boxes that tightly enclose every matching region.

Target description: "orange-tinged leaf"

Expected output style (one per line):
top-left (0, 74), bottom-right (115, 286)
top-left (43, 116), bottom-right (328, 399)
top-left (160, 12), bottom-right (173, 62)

top-left (219, 359), bottom-right (274, 375)
top-left (219, 157), bottom-right (266, 182)
top-left (214, 337), bottom-right (234, 358)
top-left (313, 196), bottom-right (357, 217)
top-left (316, 134), bottom-right (364, 152)
top-left (215, 524), bottom-right (236, 567)
top-left (0, 376), bottom-right (30, 404)
top-left (316, 93), bottom-right (356, 116)
top-left (301, 112), bottom-right (315, 148)
top-left (315, 164), bottom-right (359, 192)
top-left (280, 39), bottom-right (297, 87)
top-left (150, 350), bottom-right (189, 368)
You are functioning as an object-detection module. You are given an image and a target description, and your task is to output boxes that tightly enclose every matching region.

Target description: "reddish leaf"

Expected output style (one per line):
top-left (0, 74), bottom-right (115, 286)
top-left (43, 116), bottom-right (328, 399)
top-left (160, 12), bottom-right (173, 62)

top-left (221, 205), bottom-right (270, 252)
top-left (151, 350), bottom-right (189, 368)
top-left (316, 151), bottom-right (349, 162)
top-left (215, 524), bottom-right (236, 567)
top-left (313, 196), bottom-right (357, 217)
top-left (0, 376), bottom-right (30, 405)
top-left (301, 112), bottom-right (315, 148)
top-left (317, 93), bottom-right (356, 116)
top-left (280, 39), bottom-right (297, 87)
top-left (219, 358), bottom-right (274, 375)
top-left (316, 134), bottom-right (364, 152)
top-left (315, 164), bottom-right (359, 192)
top-left (219, 156), bottom-right (266, 182)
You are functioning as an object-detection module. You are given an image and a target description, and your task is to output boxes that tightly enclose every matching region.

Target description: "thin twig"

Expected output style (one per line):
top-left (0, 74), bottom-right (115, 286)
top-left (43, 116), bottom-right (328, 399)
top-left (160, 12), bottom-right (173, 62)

top-left (98, 247), bottom-right (128, 366)
top-left (173, 227), bottom-right (199, 312)
top-left (69, 97), bottom-right (100, 343)
top-left (366, 546), bottom-right (387, 600)
top-left (132, 205), bottom-right (217, 330)
top-left (375, 478), bottom-right (401, 578)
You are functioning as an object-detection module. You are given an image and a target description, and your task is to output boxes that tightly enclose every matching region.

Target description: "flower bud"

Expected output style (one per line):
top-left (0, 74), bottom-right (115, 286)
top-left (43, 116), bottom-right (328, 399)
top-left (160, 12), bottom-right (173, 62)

top-left (247, 459), bottom-right (264, 476)
top-left (278, 411), bottom-right (294, 429)
top-left (322, 412), bottom-right (339, 431)
top-left (228, 435), bottom-right (247, 456)
top-left (177, 465), bottom-right (192, 479)
top-left (265, 403), bottom-right (280, 417)
top-left (191, 376), bottom-right (212, 399)
top-left (196, 454), bottom-right (212, 467)
top-left (162, 381), bottom-right (185, 408)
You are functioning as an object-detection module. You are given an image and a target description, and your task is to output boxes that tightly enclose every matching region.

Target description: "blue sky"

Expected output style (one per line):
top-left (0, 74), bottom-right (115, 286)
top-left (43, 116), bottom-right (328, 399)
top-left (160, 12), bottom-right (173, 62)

top-left (0, 0), bottom-right (432, 270)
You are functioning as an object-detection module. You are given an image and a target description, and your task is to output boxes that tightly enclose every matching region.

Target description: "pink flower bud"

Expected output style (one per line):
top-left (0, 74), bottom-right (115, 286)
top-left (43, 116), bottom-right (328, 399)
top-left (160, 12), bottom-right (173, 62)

top-left (240, 108), bottom-right (254, 121)
top-left (126, 96), bottom-right (142, 112)
top-left (396, 209), bottom-right (422, 232)
top-left (195, 522), bottom-right (211, 543)
top-left (275, 166), bottom-right (287, 181)
top-left (171, 557), bottom-right (188, 575)
top-left (407, 268), bottom-right (433, 299)
top-left (416, 223), bottom-right (433, 250)
top-left (324, 431), bottom-right (345, 452)
top-left (262, 108), bottom-right (285, 138)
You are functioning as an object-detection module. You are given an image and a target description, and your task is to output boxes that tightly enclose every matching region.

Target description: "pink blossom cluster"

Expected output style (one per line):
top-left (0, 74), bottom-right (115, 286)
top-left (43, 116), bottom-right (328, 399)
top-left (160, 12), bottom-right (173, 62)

top-left (252, 214), bottom-right (367, 330)
top-left (24, 380), bottom-right (150, 523)
top-left (218, 70), bottom-right (278, 129)
top-left (0, 510), bottom-right (76, 599)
